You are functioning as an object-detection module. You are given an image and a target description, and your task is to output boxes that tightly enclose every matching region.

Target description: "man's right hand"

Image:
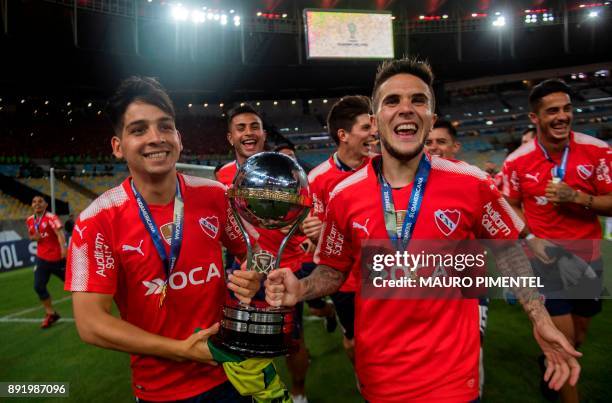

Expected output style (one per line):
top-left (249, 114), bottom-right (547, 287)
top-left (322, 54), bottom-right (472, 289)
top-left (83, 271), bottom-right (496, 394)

top-left (301, 215), bottom-right (322, 243)
top-left (526, 236), bottom-right (557, 264)
top-left (176, 323), bottom-right (219, 365)
top-left (264, 268), bottom-right (301, 307)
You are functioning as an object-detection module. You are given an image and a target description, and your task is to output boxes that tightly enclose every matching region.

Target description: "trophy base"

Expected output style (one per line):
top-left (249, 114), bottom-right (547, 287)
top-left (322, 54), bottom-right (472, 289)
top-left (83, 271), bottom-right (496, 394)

top-left (212, 302), bottom-right (295, 358)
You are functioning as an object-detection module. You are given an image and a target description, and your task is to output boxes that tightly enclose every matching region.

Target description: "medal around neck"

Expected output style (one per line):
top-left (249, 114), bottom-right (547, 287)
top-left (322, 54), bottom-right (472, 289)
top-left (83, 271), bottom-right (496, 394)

top-left (214, 152), bottom-right (312, 357)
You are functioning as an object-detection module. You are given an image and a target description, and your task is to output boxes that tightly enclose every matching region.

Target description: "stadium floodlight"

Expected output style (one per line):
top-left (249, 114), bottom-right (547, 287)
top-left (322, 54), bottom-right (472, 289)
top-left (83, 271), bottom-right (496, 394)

top-left (273, 101), bottom-right (278, 106)
top-left (171, 4), bottom-right (189, 21)
top-left (257, 12), bottom-right (262, 17)
top-left (204, 103), bottom-right (208, 107)
top-left (282, 13), bottom-right (288, 18)
top-left (588, 10), bottom-right (599, 18)
top-left (323, 99), bottom-right (328, 103)
top-left (220, 14), bottom-right (228, 25)
top-left (219, 102), bottom-right (224, 107)
top-left (294, 127), bottom-right (299, 131)
top-left (240, 102), bottom-right (245, 107)
top-left (419, 15), bottom-right (425, 20)
top-left (188, 103), bottom-right (192, 108)
top-left (67, 101), bottom-right (71, 106)
top-left (234, 15), bottom-right (241, 26)
top-left (191, 10), bottom-right (206, 24)
top-left (486, 120), bottom-right (494, 126)
top-left (20, 99), bottom-right (25, 104)
top-left (442, 14), bottom-right (448, 19)
top-left (291, 100), bottom-right (296, 105)
top-left (492, 15), bottom-right (506, 27)
top-left (87, 102), bottom-right (92, 107)
top-left (207, 12), bottom-right (214, 20)
top-left (308, 99), bottom-right (313, 104)
top-left (230, 9), bottom-right (235, 14)
top-left (256, 101), bottom-right (261, 106)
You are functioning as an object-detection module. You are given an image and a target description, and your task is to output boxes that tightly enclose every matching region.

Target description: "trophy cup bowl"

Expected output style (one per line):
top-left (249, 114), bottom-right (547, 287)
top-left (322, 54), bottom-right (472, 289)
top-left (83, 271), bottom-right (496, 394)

top-left (213, 152), bottom-right (311, 357)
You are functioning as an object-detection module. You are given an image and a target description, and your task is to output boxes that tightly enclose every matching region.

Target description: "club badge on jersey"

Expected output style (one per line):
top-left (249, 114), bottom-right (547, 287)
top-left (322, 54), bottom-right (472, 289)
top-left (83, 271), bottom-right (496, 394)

top-left (131, 178), bottom-right (184, 308)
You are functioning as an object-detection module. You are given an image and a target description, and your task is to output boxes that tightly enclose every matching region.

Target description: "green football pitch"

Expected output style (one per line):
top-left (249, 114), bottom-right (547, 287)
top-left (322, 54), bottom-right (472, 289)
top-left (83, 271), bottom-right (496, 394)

top-left (0, 265), bottom-right (610, 402)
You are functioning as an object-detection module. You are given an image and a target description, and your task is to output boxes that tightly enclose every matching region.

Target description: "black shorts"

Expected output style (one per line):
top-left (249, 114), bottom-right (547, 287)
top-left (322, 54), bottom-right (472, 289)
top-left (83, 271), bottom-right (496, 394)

top-left (34, 257), bottom-right (65, 300)
top-left (530, 257), bottom-right (604, 318)
top-left (331, 291), bottom-right (355, 340)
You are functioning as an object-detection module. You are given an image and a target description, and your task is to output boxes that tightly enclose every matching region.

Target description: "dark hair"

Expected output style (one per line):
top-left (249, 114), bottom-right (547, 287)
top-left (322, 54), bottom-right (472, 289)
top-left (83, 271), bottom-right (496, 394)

top-left (372, 57), bottom-right (435, 110)
top-left (522, 127), bottom-right (536, 136)
top-left (106, 76), bottom-right (175, 135)
top-left (327, 95), bottom-right (372, 145)
top-left (432, 119), bottom-right (457, 140)
top-left (273, 142), bottom-right (296, 152)
top-left (226, 103), bottom-right (263, 131)
top-left (528, 79), bottom-right (572, 112)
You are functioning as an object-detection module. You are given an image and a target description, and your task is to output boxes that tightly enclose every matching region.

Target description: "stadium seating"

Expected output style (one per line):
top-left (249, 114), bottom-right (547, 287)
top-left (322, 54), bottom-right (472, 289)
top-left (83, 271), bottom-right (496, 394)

top-left (0, 190), bottom-right (31, 220)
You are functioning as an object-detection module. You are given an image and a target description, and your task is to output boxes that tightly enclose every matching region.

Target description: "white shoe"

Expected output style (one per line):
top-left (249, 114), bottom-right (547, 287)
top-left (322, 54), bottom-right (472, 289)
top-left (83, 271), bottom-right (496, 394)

top-left (291, 394), bottom-right (308, 403)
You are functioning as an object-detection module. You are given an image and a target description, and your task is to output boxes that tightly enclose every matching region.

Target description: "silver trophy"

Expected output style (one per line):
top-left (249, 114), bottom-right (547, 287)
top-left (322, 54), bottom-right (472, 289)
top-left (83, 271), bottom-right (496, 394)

top-left (214, 152), bottom-right (311, 357)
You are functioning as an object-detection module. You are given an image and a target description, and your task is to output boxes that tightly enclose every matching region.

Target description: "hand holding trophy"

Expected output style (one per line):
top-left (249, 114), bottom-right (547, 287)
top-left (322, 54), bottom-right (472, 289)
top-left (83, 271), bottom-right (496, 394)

top-left (213, 152), bottom-right (311, 357)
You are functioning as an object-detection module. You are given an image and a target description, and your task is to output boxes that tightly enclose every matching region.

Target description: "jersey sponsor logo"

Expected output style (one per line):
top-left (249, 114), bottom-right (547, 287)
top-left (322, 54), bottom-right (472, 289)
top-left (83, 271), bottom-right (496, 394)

top-left (160, 222), bottom-right (173, 245)
top-left (352, 218), bottom-right (370, 236)
top-left (481, 202), bottom-right (511, 237)
top-left (199, 216), bottom-right (219, 239)
top-left (525, 172), bottom-right (540, 183)
top-left (324, 222), bottom-right (344, 256)
top-left (94, 233), bottom-right (115, 277)
top-left (576, 164), bottom-right (594, 180)
top-left (225, 207), bottom-right (242, 240)
top-left (142, 264), bottom-right (222, 295)
top-left (312, 194), bottom-right (324, 215)
top-left (510, 171), bottom-right (520, 191)
top-left (534, 196), bottom-right (548, 206)
top-left (122, 240), bottom-right (144, 256)
top-left (434, 209), bottom-right (460, 236)
top-left (596, 158), bottom-right (611, 184)
top-left (74, 224), bottom-right (86, 239)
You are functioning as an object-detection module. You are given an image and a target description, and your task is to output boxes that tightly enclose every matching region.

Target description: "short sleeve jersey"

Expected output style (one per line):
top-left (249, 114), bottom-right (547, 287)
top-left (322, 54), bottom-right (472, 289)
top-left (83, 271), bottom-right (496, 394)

top-left (308, 154), bottom-right (370, 292)
top-left (215, 161), bottom-right (238, 187)
top-left (65, 174), bottom-right (248, 401)
top-left (26, 212), bottom-right (63, 261)
top-left (502, 132), bottom-right (612, 259)
top-left (315, 156), bottom-right (524, 403)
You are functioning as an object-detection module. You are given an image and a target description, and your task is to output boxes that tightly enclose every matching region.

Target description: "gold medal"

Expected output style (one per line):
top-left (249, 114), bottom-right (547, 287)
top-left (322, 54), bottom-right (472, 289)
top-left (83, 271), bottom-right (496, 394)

top-left (159, 283), bottom-right (167, 308)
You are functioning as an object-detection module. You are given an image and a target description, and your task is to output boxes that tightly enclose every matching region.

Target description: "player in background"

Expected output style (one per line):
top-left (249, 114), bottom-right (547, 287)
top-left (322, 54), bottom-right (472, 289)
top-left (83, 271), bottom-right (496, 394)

top-left (65, 77), bottom-right (261, 402)
top-left (522, 127), bottom-right (537, 145)
top-left (219, 106), bottom-right (311, 403)
top-left (424, 119), bottom-right (461, 159)
top-left (502, 79), bottom-right (612, 403)
top-left (304, 95), bottom-right (376, 368)
top-left (26, 195), bottom-right (67, 328)
top-left (265, 58), bottom-right (581, 403)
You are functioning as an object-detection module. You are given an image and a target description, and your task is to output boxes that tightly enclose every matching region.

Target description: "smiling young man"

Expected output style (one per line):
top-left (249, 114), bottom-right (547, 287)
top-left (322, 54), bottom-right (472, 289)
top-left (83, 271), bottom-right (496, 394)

top-left (215, 104), bottom-right (266, 185)
top-left (424, 119), bottom-right (461, 159)
top-left (502, 79), bottom-right (612, 402)
top-left (265, 59), bottom-right (582, 402)
top-left (65, 77), bottom-right (261, 402)
top-left (26, 195), bottom-right (67, 328)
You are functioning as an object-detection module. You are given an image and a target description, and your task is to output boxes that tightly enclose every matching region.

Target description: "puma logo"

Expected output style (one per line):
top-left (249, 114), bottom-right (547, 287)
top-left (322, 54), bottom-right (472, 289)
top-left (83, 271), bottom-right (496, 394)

top-left (122, 240), bottom-right (144, 256)
top-left (74, 224), bottom-right (86, 239)
top-left (525, 172), bottom-right (540, 183)
top-left (352, 218), bottom-right (370, 236)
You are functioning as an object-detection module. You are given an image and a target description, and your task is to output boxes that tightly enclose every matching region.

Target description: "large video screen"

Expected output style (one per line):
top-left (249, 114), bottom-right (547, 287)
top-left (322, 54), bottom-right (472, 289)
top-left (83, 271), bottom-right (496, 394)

top-left (304, 9), bottom-right (394, 60)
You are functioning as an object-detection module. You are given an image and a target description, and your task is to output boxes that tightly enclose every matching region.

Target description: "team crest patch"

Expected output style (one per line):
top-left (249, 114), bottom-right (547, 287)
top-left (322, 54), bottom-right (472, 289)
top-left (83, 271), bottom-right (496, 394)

top-left (434, 209), bottom-right (460, 236)
top-left (159, 222), bottom-right (173, 245)
top-left (199, 216), bottom-right (219, 239)
top-left (253, 250), bottom-right (276, 274)
top-left (577, 164), bottom-right (593, 180)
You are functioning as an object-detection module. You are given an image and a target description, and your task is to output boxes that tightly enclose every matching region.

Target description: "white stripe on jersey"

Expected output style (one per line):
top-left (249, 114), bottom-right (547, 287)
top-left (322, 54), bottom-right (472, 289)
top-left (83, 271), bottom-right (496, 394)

top-left (80, 185), bottom-right (129, 221)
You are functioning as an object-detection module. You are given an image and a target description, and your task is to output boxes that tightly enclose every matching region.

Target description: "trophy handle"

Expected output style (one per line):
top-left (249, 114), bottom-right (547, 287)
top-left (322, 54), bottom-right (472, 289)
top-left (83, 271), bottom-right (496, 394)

top-left (230, 206), bottom-right (254, 271)
top-left (275, 207), bottom-right (311, 269)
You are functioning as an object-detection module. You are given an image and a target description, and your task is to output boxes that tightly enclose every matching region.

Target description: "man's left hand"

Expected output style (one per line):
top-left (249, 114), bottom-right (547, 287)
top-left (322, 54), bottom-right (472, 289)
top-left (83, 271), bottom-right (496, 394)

top-left (227, 270), bottom-right (263, 305)
top-left (533, 318), bottom-right (582, 390)
top-left (545, 181), bottom-right (577, 204)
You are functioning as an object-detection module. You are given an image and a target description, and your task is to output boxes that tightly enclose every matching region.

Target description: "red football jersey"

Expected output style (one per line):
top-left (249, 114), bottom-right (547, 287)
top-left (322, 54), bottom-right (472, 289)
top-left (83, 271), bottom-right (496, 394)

top-left (215, 161), bottom-right (238, 187)
top-left (502, 132), bottom-right (611, 260)
top-left (315, 156), bottom-right (523, 402)
top-left (65, 174), bottom-right (249, 401)
top-left (308, 154), bottom-right (370, 292)
top-left (26, 212), bottom-right (64, 261)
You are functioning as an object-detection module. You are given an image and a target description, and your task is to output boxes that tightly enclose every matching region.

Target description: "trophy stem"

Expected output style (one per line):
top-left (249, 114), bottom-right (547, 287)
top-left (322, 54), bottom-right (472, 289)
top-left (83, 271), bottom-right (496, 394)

top-left (275, 207), bottom-right (310, 269)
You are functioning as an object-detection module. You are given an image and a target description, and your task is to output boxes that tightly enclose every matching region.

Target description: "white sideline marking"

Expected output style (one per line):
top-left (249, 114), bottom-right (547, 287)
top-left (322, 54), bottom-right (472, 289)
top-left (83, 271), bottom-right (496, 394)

top-left (2, 296), bottom-right (72, 319)
top-left (0, 318), bottom-right (74, 323)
